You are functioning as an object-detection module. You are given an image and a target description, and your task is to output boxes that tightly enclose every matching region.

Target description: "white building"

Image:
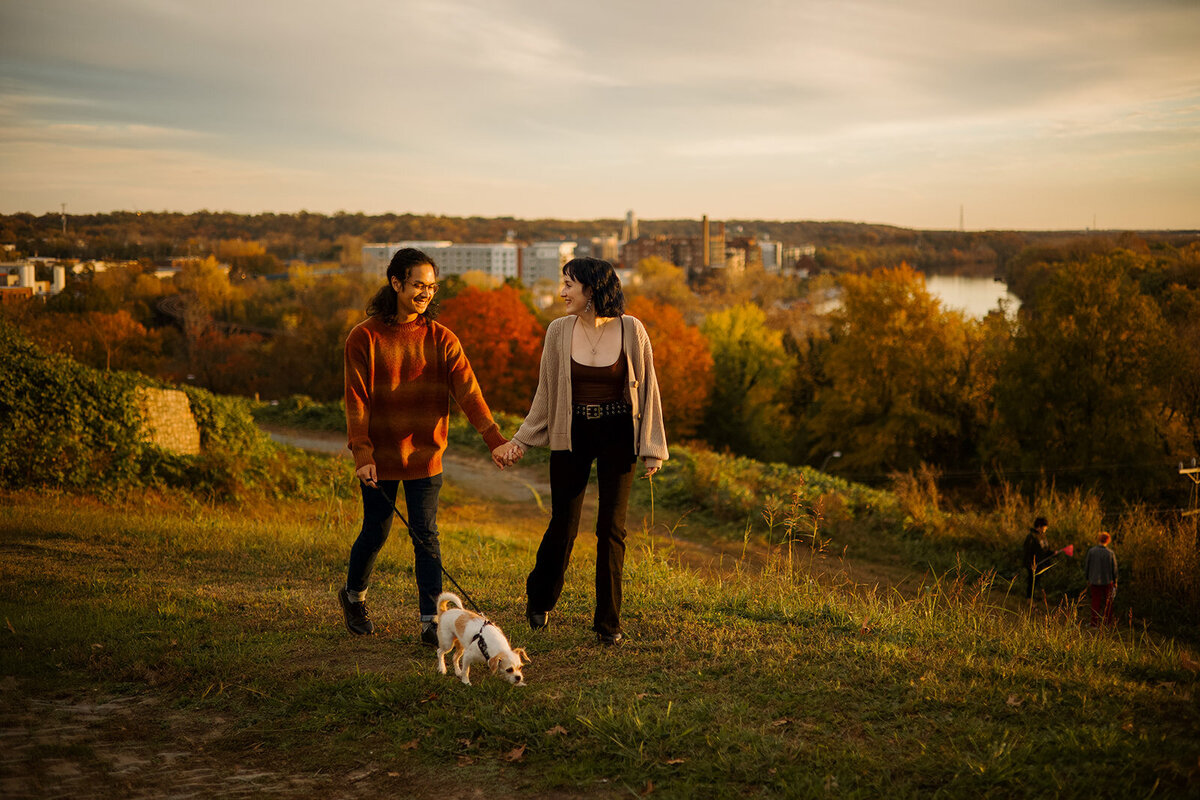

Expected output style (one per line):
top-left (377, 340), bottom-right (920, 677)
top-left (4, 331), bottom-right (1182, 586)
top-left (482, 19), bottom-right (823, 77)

top-left (362, 241), bottom-right (518, 282)
top-left (361, 242), bottom-right (452, 280)
top-left (520, 241), bottom-right (576, 286)
top-left (1, 261), bottom-right (67, 296)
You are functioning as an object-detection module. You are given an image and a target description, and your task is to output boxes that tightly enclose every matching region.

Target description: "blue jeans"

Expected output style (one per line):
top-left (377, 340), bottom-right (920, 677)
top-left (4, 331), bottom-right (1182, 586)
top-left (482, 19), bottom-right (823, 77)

top-left (346, 475), bottom-right (443, 619)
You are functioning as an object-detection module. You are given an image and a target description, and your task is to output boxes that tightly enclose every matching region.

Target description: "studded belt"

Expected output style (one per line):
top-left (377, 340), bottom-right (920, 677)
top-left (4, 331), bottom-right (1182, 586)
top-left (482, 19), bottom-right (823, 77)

top-left (572, 400), bottom-right (632, 420)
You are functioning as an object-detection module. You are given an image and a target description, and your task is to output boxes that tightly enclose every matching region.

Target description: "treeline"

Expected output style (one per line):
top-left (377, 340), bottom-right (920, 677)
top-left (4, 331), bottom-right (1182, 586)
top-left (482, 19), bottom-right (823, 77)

top-left (7, 211), bottom-right (1195, 277)
top-left (4, 231), bottom-right (1199, 506)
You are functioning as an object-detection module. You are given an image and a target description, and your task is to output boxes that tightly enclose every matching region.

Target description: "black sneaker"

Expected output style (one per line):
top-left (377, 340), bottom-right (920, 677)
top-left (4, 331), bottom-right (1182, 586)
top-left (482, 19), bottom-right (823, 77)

top-left (527, 611), bottom-right (548, 631)
top-left (338, 587), bottom-right (374, 635)
top-left (597, 632), bottom-right (624, 647)
top-left (420, 621), bottom-right (438, 648)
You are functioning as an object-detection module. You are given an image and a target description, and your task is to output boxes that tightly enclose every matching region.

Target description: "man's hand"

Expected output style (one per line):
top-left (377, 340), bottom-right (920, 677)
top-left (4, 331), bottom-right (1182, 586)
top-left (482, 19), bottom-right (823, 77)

top-left (356, 463), bottom-right (378, 487)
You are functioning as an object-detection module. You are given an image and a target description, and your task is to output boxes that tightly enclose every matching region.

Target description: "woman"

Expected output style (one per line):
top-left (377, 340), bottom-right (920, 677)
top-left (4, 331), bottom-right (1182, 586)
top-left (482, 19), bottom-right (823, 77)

top-left (340, 248), bottom-right (510, 645)
top-left (501, 257), bottom-right (668, 645)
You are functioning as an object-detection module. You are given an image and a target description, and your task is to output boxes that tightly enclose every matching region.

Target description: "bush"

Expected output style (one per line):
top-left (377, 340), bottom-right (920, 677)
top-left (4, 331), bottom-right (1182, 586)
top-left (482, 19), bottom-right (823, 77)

top-left (0, 318), bottom-right (351, 501)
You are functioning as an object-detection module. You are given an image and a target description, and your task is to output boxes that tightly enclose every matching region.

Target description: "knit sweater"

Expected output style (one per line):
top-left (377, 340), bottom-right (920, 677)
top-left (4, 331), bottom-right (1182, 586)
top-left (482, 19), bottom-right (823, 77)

top-left (512, 315), bottom-right (668, 460)
top-left (344, 315), bottom-right (506, 480)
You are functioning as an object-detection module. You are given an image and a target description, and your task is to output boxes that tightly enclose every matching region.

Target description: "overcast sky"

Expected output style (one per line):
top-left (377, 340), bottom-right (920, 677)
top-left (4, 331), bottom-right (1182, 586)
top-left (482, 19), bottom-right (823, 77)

top-left (2, 0), bottom-right (1198, 229)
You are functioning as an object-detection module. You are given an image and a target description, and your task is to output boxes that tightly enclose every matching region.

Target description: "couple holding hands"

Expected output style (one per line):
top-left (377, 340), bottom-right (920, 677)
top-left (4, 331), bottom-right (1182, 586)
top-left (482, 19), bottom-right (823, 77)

top-left (339, 248), bottom-right (668, 648)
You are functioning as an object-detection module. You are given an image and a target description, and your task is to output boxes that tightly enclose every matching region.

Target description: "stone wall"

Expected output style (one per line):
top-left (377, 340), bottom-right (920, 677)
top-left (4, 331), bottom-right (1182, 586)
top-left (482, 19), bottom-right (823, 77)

top-left (137, 387), bottom-right (201, 455)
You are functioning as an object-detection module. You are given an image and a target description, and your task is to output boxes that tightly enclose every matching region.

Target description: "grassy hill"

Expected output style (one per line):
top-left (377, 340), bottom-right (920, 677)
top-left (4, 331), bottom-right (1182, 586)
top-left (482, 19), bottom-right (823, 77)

top-left (2, 475), bottom-right (1198, 798)
top-left (3, 321), bottom-right (1198, 797)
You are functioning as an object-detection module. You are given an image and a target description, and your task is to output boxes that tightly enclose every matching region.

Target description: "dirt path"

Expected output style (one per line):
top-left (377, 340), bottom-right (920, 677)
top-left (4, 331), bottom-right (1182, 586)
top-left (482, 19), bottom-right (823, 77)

top-left (261, 425), bottom-right (922, 593)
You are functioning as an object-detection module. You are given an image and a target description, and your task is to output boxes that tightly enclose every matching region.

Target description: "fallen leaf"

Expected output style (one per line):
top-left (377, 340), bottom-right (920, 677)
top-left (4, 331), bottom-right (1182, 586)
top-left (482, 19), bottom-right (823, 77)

top-left (458, 738), bottom-right (473, 748)
top-left (1006, 695), bottom-right (1023, 707)
top-left (859, 618), bottom-right (872, 635)
top-left (1122, 722), bottom-right (1134, 732)
top-left (771, 718), bottom-right (792, 727)
top-left (91, 643), bottom-right (103, 649)
top-left (636, 693), bottom-right (649, 700)
top-left (546, 725), bottom-right (568, 736)
top-left (505, 745), bottom-right (526, 762)
top-left (457, 755), bottom-right (474, 766)
top-left (640, 779), bottom-right (655, 796)
top-left (387, 772), bottom-right (400, 778)
top-left (664, 758), bottom-right (687, 765)
top-left (5, 618), bottom-right (14, 634)
top-left (419, 692), bottom-right (439, 704)
top-left (1181, 653), bottom-right (1199, 672)
top-left (399, 740), bottom-right (418, 751)
top-left (347, 769), bottom-right (373, 782)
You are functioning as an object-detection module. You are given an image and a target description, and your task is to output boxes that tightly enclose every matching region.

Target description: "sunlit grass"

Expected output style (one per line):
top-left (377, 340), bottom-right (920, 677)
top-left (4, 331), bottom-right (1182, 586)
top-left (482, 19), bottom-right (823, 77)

top-left (2, 486), bottom-right (1197, 798)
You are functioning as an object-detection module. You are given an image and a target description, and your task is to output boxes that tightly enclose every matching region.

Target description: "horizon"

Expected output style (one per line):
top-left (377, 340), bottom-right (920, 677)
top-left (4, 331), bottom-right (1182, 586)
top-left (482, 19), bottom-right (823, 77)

top-left (2, 1), bottom-right (1198, 230)
top-left (4, 207), bottom-right (1197, 236)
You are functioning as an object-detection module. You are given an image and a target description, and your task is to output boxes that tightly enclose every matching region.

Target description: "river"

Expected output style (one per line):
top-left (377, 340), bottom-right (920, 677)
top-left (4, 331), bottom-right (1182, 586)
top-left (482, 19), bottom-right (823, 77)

top-left (924, 274), bottom-right (1020, 318)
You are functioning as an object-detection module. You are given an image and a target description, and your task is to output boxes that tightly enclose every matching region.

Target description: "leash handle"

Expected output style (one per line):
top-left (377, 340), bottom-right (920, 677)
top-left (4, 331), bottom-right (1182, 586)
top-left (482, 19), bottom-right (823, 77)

top-left (374, 484), bottom-right (486, 615)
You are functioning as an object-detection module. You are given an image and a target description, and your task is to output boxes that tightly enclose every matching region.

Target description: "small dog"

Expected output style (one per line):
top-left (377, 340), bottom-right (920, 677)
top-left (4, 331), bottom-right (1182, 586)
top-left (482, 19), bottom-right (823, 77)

top-left (433, 592), bottom-right (529, 686)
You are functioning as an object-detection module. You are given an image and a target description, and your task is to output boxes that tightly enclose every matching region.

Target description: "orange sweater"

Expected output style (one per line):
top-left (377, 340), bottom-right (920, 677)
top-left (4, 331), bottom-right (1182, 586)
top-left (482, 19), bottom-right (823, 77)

top-left (344, 315), bottom-right (506, 480)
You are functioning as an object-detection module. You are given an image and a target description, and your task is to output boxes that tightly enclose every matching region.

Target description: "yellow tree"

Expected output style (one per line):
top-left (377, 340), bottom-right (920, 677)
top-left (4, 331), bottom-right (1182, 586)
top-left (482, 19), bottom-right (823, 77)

top-left (806, 264), bottom-right (988, 474)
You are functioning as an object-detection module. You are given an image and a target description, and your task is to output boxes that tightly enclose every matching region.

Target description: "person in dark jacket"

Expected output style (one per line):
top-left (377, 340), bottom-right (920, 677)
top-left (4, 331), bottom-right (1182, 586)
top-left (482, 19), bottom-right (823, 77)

top-left (1022, 517), bottom-right (1061, 598)
top-left (1084, 531), bottom-right (1118, 627)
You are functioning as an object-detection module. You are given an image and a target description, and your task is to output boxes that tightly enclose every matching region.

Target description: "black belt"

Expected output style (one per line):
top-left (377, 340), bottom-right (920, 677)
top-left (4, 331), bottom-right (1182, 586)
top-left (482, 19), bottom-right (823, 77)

top-left (572, 400), bottom-right (631, 420)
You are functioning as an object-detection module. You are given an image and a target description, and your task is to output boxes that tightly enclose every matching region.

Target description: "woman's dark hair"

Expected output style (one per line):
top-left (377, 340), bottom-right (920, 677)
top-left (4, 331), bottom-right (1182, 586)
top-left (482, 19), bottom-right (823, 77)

top-left (1033, 517), bottom-right (1049, 530)
top-left (563, 257), bottom-right (625, 317)
top-left (366, 248), bottom-right (439, 322)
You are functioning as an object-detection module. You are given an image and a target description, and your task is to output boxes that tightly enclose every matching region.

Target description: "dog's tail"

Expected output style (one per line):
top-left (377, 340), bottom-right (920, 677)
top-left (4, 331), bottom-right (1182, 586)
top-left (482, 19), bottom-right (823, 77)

top-left (435, 592), bottom-right (463, 622)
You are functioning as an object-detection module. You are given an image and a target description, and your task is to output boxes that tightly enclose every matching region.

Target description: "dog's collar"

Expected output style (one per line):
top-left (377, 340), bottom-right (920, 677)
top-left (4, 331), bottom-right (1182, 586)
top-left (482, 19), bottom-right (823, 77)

top-left (470, 619), bottom-right (493, 661)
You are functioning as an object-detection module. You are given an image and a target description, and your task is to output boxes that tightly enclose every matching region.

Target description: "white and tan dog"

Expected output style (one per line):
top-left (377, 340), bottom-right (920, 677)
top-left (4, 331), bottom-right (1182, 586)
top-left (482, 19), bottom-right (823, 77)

top-left (433, 592), bottom-right (529, 686)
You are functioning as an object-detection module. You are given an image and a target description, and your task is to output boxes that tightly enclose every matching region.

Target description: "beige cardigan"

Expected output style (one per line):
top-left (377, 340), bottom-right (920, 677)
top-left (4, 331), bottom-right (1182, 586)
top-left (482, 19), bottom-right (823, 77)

top-left (512, 315), bottom-right (669, 461)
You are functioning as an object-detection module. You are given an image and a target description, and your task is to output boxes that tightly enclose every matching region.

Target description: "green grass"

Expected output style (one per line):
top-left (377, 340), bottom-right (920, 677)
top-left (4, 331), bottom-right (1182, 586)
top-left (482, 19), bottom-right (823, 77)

top-left (2, 481), bottom-right (1197, 799)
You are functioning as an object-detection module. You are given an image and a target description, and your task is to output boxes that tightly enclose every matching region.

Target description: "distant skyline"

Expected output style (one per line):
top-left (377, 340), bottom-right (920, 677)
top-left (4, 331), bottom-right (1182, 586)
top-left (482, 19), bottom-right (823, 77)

top-left (2, 0), bottom-right (1198, 230)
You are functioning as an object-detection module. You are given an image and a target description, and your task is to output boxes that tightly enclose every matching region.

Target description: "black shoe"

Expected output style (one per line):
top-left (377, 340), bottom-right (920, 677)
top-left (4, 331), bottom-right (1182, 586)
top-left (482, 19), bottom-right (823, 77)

top-left (527, 611), bottom-right (548, 631)
top-left (338, 588), bottom-right (374, 635)
top-left (419, 621), bottom-right (438, 648)
top-left (597, 632), bottom-right (624, 647)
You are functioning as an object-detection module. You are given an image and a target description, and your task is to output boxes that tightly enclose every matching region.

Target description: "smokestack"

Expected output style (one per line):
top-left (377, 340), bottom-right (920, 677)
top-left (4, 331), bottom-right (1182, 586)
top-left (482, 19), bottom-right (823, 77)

top-left (52, 264), bottom-right (66, 294)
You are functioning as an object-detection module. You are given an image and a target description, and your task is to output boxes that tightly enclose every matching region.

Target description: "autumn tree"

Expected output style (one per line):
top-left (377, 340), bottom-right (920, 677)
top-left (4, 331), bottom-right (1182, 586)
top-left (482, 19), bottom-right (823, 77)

top-left (700, 302), bottom-right (793, 462)
top-left (629, 257), bottom-right (700, 320)
top-left (990, 252), bottom-right (1170, 496)
top-left (437, 285), bottom-right (545, 414)
top-left (801, 264), bottom-right (992, 475)
top-left (626, 296), bottom-right (713, 439)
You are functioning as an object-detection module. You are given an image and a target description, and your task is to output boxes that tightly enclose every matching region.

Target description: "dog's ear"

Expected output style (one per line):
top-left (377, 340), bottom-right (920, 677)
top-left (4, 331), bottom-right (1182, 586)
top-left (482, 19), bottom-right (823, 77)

top-left (513, 647), bottom-right (530, 665)
top-left (488, 654), bottom-right (502, 673)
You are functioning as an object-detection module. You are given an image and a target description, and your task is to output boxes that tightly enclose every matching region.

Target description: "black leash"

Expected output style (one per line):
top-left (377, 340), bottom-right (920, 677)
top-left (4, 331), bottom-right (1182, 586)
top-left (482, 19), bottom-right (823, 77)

top-left (374, 484), bottom-right (486, 616)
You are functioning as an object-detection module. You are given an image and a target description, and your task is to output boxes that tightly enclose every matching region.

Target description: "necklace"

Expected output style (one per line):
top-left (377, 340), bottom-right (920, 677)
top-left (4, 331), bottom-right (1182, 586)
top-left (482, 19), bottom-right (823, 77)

top-left (579, 319), bottom-right (611, 355)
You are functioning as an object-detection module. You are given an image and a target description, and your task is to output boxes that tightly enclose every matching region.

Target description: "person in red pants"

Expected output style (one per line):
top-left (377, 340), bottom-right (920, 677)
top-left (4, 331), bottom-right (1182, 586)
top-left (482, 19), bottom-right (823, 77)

top-left (1084, 531), bottom-right (1118, 628)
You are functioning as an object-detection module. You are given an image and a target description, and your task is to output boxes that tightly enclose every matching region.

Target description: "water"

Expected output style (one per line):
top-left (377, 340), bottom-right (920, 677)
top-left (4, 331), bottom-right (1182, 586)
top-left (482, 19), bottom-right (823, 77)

top-left (925, 274), bottom-right (1020, 318)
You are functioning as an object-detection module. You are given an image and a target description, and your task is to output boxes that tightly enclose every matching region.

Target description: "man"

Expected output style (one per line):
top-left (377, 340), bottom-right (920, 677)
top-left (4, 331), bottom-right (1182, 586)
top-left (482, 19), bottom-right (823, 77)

top-left (339, 248), bottom-right (509, 646)
top-left (1084, 532), bottom-right (1118, 627)
top-left (1022, 517), bottom-right (1060, 599)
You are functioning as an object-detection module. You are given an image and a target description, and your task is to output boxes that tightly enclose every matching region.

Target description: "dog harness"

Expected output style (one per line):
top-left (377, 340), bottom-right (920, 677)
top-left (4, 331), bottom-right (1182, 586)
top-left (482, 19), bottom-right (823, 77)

top-left (470, 620), bottom-right (494, 661)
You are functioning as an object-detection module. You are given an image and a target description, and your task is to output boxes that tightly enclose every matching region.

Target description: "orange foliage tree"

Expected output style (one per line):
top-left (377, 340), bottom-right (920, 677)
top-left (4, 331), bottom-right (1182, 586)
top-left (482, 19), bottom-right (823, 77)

top-left (626, 296), bottom-right (713, 439)
top-left (437, 286), bottom-right (545, 414)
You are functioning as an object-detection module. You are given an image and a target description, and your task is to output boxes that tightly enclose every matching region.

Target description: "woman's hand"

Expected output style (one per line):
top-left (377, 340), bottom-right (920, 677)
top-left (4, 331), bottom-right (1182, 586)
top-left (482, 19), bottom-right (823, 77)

top-left (356, 463), bottom-right (378, 487)
top-left (491, 442), bottom-right (514, 470)
top-left (504, 442), bottom-right (526, 467)
top-left (642, 457), bottom-right (662, 477)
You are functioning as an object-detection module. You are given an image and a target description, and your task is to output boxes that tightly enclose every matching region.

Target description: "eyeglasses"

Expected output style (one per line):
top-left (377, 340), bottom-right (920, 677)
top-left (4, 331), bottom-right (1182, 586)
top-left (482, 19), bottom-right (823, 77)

top-left (409, 281), bottom-right (439, 295)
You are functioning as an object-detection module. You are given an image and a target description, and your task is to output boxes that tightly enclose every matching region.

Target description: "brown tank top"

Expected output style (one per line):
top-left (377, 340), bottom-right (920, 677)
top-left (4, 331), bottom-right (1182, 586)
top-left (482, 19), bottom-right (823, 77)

top-left (571, 325), bottom-right (627, 404)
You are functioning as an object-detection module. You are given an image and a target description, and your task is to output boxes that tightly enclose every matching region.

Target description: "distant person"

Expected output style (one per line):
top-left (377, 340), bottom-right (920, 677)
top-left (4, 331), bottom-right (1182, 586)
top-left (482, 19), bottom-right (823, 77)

top-left (1022, 516), bottom-right (1065, 599)
top-left (339, 248), bottom-right (510, 645)
top-left (499, 257), bottom-right (668, 646)
top-left (1085, 531), bottom-right (1118, 628)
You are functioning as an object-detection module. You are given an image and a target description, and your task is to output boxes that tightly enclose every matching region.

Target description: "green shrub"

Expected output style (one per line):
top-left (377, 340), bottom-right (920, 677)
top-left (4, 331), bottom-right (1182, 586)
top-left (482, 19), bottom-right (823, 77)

top-left (0, 318), bottom-right (351, 501)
